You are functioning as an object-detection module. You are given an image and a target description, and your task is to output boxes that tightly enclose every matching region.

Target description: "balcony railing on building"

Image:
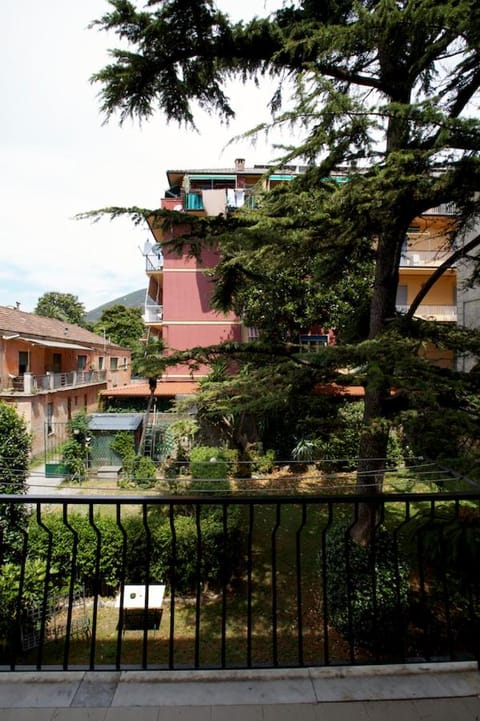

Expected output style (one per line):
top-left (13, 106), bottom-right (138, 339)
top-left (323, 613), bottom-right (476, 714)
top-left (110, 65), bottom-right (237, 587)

top-left (1, 485), bottom-right (479, 672)
top-left (1, 370), bottom-right (107, 394)
top-left (396, 304), bottom-right (457, 321)
top-left (143, 304), bottom-right (164, 323)
top-left (143, 242), bottom-right (164, 273)
top-left (181, 189), bottom-right (257, 212)
top-left (400, 250), bottom-right (454, 267)
top-left (423, 202), bottom-right (457, 215)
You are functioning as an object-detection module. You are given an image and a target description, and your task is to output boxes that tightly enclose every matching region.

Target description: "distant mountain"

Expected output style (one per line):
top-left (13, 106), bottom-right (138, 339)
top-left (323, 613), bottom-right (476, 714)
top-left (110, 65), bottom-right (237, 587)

top-left (85, 288), bottom-right (146, 322)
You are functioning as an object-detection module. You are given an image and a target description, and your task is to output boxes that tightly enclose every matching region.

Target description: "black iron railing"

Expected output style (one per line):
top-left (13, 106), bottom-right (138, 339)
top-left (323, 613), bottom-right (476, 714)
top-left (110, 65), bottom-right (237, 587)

top-left (0, 492), bottom-right (479, 671)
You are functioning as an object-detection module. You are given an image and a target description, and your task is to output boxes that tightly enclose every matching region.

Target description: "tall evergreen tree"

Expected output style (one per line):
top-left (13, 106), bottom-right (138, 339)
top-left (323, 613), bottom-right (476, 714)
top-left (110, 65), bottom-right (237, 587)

top-left (90, 0), bottom-right (480, 536)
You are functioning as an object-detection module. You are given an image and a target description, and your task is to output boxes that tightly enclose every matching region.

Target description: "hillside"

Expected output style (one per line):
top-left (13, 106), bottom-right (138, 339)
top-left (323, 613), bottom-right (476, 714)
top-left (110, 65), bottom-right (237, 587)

top-left (85, 288), bottom-right (146, 323)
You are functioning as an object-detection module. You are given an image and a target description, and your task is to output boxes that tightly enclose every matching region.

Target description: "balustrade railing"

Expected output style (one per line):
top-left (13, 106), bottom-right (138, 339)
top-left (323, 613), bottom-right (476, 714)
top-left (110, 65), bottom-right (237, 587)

top-left (396, 304), bottom-right (457, 321)
top-left (0, 491), bottom-right (479, 671)
top-left (1, 370), bottom-right (107, 394)
top-left (400, 250), bottom-right (453, 267)
top-left (143, 305), bottom-right (163, 323)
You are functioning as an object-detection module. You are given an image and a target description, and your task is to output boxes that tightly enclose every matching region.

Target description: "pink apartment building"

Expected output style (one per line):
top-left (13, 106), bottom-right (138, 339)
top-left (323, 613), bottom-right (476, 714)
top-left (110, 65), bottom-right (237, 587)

top-left (103, 159), bottom-right (333, 409)
top-left (143, 159), bottom-right (315, 381)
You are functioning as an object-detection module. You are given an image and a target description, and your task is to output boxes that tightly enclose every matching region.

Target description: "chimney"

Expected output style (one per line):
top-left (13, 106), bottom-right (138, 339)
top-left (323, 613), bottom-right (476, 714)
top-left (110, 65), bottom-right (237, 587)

top-left (234, 158), bottom-right (245, 171)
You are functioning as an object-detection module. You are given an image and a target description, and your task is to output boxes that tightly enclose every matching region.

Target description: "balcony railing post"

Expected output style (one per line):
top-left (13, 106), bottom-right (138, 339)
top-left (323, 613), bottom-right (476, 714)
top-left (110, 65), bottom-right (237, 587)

top-left (23, 372), bottom-right (33, 394)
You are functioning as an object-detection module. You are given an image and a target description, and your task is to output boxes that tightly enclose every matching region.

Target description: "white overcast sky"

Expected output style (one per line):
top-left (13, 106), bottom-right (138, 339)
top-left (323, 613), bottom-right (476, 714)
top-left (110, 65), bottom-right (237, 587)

top-left (1, 0), bottom-right (287, 313)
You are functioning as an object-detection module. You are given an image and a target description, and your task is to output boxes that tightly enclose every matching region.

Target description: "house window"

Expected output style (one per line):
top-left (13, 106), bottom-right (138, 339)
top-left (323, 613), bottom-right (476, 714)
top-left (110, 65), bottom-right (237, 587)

top-left (247, 327), bottom-right (260, 342)
top-left (122, 357), bottom-right (128, 369)
top-left (110, 357), bottom-right (119, 370)
top-left (77, 355), bottom-right (87, 371)
top-left (98, 357), bottom-right (104, 371)
top-left (47, 403), bottom-right (54, 435)
top-left (299, 335), bottom-right (328, 352)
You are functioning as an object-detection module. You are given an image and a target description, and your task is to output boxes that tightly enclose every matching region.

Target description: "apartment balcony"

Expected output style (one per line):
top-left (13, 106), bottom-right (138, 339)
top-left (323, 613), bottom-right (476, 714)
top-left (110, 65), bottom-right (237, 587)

top-left (144, 251), bottom-right (163, 273)
top-left (166, 189), bottom-right (257, 214)
top-left (143, 304), bottom-right (163, 324)
top-left (400, 250), bottom-right (453, 267)
top-left (0, 370), bottom-right (107, 395)
top-left (396, 304), bottom-right (457, 321)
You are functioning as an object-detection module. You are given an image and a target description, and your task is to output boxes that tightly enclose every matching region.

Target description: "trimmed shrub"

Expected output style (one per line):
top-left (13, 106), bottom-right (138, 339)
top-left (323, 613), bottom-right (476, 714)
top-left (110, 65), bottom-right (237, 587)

top-left (324, 520), bottom-right (410, 655)
top-left (188, 446), bottom-right (232, 494)
top-left (28, 512), bottom-right (124, 594)
top-left (27, 507), bottom-right (244, 597)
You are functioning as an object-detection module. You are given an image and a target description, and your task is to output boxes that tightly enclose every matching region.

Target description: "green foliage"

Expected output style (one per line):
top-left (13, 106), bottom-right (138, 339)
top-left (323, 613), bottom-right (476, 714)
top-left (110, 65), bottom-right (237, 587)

top-left (406, 505), bottom-right (480, 592)
top-left (67, 410), bottom-right (90, 439)
top-left (61, 440), bottom-right (88, 481)
top-left (325, 521), bottom-right (410, 654)
top-left (94, 304), bottom-right (144, 350)
top-left (146, 510), bottom-right (243, 593)
top-left (34, 291), bottom-right (86, 326)
top-left (28, 512), bottom-right (124, 594)
top-left (316, 402), bottom-right (363, 470)
top-left (188, 446), bottom-right (232, 494)
top-left (402, 504), bottom-right (480, 648)
top-left (61, 412), bottom-right (91, 481)
top-left (0, 559), bottom-right (48, 654)
top-left (110, 430), bottom-right (157, 488)
top-left (0, 401), bottom-right (31, 561)
top-left (132, 456), bottom-right (157, 488)
top-left (27, 508), bottom-right (244, 596)
top-left (131, 335), bottom-right (166, 378)
top-left (110, 431), bottom-right (135, 462)
top-left (0, 401), bottom-right (31, 493)
top-left (291, 438), bottom-right (320, 464)
top-left (166, 418), bottom-right (198, 466)
top-left (249, 448), bottom-right (276, 475)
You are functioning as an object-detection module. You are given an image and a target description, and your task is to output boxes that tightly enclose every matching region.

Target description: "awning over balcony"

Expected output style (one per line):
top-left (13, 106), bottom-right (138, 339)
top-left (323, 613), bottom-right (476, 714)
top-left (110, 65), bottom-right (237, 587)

top-left (17, 337), bottom-right (92, 350)
top-left (188, 174), bottom-right (236, 180)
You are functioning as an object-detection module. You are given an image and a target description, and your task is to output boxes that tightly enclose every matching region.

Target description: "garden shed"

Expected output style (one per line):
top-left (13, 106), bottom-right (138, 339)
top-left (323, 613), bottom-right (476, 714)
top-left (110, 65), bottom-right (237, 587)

top-left (87, 413), bottom-right (144, 468)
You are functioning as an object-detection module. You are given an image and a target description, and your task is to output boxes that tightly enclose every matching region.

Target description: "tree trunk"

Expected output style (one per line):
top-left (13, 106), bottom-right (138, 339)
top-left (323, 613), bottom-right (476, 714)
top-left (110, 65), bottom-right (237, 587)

top-left (353, 222), bottom-right (406, 543)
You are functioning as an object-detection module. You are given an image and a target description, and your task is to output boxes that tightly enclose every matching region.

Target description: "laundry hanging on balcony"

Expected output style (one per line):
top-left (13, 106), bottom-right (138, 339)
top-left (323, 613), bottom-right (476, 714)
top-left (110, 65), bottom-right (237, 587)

top-left (201, 189), bottom-right (227, 215)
